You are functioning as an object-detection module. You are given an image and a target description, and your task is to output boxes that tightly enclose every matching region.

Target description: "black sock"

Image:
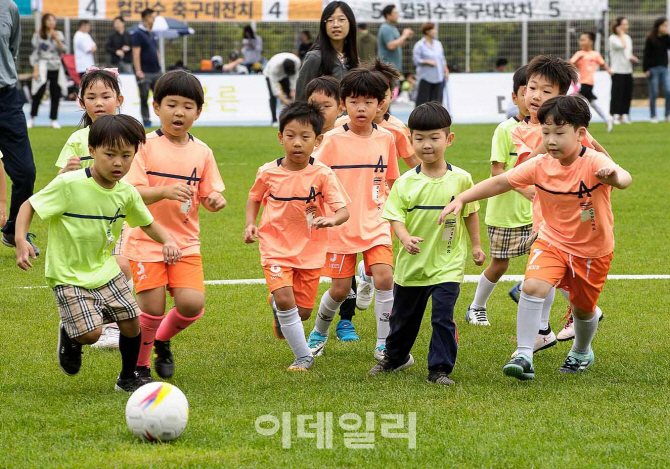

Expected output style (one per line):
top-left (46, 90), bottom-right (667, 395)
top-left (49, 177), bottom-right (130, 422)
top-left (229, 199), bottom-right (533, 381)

top-left (119, 332), bottom-right (141, 379)
top-left (339, 277), bottom-right (357, 321)
top-left (539, 326), bottom-right (552, 335)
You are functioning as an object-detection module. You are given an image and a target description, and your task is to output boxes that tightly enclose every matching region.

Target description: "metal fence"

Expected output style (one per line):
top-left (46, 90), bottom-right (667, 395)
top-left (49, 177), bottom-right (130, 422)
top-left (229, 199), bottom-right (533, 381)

top-left (16, 1), bottom-right (669, 77)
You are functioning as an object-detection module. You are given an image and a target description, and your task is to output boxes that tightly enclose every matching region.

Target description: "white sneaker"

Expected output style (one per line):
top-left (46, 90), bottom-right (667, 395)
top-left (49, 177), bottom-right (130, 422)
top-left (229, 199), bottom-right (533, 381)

top-left (612, 114), bottom-right (621, 125)
top-left (356, 260), bottom-right (374, 310)
top-left (50, 120), bottom-right (61, 129)
top-left (650, 117), bottom-right (659, 124)
top-left (622, 114), bottom-right (632, 124)
top-left (606, 117), bottom-right (613, 133)
top-left (373, 343), bottom-right (386, 361)
top-left (91, 324), bottom-right (120, 349)
top-left (27, 118), bottom-right (34, 129)
top-left (465, 304), bottom-right (490, 326)
top-left (511, 328), bottom-right (557, 358)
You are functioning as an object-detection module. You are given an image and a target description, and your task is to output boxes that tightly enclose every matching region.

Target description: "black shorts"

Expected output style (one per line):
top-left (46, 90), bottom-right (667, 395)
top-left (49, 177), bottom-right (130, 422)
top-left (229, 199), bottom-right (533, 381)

top-left (579, 84), bottom-right (597, 101)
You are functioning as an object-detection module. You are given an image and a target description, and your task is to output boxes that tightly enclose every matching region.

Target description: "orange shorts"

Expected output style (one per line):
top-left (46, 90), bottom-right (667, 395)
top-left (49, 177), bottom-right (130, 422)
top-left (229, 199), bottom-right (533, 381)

top-left (263, 265), bottom-right (322, 309)
top-left (525, 239), bottom-right (612, 312)
top-left (129, 255), bottom-right (205, 295)
top-left (322, 245), bottom-right (394, 279)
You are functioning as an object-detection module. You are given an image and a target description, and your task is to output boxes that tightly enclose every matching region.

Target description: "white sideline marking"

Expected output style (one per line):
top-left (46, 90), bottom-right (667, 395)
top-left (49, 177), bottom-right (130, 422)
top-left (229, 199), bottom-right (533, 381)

top-left (13, 274), bottom-right (670, 290)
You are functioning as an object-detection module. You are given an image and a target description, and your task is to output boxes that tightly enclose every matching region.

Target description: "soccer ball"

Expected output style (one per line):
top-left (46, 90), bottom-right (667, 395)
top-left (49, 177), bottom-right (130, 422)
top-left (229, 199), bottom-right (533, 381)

top-left (125, 382), bottom-right (189, 442)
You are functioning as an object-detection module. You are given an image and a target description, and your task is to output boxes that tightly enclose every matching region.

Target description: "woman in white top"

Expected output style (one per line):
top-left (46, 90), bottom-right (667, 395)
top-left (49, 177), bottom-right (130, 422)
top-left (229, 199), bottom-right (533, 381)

top-left (242, 25), bottom-right (263, 71)
top-left (609, 17), bottom-right (639, 124)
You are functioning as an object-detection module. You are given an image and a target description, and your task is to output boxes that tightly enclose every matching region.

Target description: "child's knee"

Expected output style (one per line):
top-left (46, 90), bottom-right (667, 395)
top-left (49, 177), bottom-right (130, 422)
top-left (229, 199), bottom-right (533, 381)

top-left (174, 289), bottom-right (205, 317)
top-left (571, 305), bottom-right (596, 320)
top-left (77, 328), bottom-right (102, 344)
top-left (371, 266), bottom-right (393, 290)
top-left (521, 278), bottom-right (553, 298)
top-left (272, 287), bottom-right (295, 311)
top-left (329, 280), bottom-right (351, 302)
top-left (117, 318), bottom-right (140, 337)
top-left (487, 258), bottom-right (509, 278)
top-left (298, 307), bottom-right (312, 321)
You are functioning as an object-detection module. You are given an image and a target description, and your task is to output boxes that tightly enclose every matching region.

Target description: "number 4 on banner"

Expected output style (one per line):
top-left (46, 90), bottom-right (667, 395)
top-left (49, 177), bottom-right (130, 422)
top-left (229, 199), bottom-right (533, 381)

top-left (263, 0), bottom-right (289, 21)
top-left (79, 0), bottom-right (106, 18)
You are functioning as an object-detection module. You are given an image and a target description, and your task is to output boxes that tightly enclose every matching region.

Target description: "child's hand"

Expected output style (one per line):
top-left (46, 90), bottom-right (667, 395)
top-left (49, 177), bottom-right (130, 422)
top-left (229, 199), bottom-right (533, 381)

top-left (244, 224), bottom-right (259, 243)
top-left (204, 192), bottom-right (227, 212)
top-left (16, 239), bottom-right (37, 271)
top-left (163, 183), bottom-right (193, 203)
top-left (437, 199), bottom-right (463, 225)
top-left (313, 216), bottom-right (336, 229)
top-left (472, 247), bottom-right (486, 266)
top-left (595, 166), bottom-right (618, 185)
top-left (63, 157), bottom-right (81, 173)
top-left (402, 236), bottom-right (423, 255)
top-left (162, 239), bottom-right (182, 265)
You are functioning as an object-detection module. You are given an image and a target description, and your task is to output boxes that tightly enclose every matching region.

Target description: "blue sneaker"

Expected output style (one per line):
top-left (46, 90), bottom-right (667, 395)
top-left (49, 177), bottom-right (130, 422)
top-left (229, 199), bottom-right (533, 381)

top-left (336, 319), bottom-right (360, 342)
top-left (558, 350), bottom-right (595, 374)
top-left (508, 282), bottom-right (521, 303)
top-left (2, 232), bottom-right (40, 256)
top-left (307, 330), bottom-right (328, 357)
top-left (503, 353), bottom-right (534, 380)
top-left (373, 344), bottom-right (386, 361)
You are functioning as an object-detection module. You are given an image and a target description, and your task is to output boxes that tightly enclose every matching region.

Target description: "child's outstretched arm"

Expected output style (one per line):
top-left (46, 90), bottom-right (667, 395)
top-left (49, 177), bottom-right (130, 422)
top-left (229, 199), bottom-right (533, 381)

top-left (139, 222), bottom-right (182, 264)
top-left (438, 174), bottom-right (513, 224)
top-left (595, 165), bottom-right (632, 189)
top-left (464, 212), bottom-right (486, 266)
top-left (244, 199), bottom-right (262, 243)
top-left (314, 207), bottom-right (349, 229)
top-left (591, 138), bottom-right (611, 158)
top-left (390, 220), bottom-right (423, 255)
top-left (137, 184), bottom-right (193, 205)
top-left (201, 192), bottom-right (227, 212)
top-left (15, 201), bottom-right (37, 271)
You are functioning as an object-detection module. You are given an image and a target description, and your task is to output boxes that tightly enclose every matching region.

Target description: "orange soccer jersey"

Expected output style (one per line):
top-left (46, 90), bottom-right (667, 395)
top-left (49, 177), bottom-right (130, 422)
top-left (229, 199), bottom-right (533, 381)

top-left (122, 130), bottom-right (225, 262)
top-left (336, 113), bottom-right (414, 161)
top-left (314, 122), bottom-right (400, 254)
top-left (571, 50), bottom-right (605, 86)
top-left (248, 157), bottom-right (350, 269)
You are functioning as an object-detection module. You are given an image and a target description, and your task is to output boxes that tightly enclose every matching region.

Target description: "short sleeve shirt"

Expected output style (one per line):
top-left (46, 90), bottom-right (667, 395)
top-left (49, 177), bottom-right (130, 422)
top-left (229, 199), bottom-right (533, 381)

top-left (130, 26), bottom-right (160, 74)
top-left (336, 113), bottom-right (414, 162)
top-left (383, 164), bottom-right (479, 286)
top-left (506, 147), bottom-right (615, 258)
top-left (378, 22), bottom-right (402, 72)
top-left (55, 127), bottom-right (92, 169)
top-left (313, 123), bottom-right (400, 254)
top-left (572, 50), bottom-right (605, 85)
top-left (249, 158), bottom-right (350, 269)
top-left (123, 130), bottom-right (225, 262)
top-left (29, 168), bottom-right (153, 288)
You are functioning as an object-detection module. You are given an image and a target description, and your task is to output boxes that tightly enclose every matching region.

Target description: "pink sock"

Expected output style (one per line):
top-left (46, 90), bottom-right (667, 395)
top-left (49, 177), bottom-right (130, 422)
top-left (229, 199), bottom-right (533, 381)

top-left (155, 307), bottom-right (204, 342)
top-left (137, 313), bottom-right (165, 368)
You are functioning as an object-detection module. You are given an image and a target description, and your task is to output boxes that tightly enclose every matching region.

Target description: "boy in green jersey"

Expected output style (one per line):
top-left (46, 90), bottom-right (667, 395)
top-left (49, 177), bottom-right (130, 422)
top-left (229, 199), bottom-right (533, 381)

top-left (368, 102), bottom-right (485, 385)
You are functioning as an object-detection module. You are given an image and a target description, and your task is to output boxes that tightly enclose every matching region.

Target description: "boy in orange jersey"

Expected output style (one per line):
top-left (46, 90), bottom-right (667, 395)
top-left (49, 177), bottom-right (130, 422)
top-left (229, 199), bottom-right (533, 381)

top-left (244, 102), bottom-right (350, 372)
top-left (308, 68), bottom-right (400, 360)
top-left (441, 96), bottom-right (631, 380)
top-left (122, 71), bottom-right (226, 381)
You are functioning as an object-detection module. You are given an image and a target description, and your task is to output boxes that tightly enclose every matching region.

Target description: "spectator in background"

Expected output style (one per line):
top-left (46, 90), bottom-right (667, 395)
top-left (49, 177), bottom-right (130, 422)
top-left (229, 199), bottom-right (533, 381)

top-left (494, 57), bottom-right (508, 72)
top-left (412, 22), bottom-right (448, 107)
top-left (106, 16), bottom-right (133, 74)
top-left (296, 30), bottom-right (313, 61)
top-left (28, 13), bottom-right (67, 129)
top-left (131, 8), bottom-right (162, 127)
top-left (357, 23), bottom-right (377, 63)
top-left (224, 51), bottom-right (248, 74)
top-left (643, 17), bottom-right (670, 123)
top-left (296, 1), bottom-right (359, 101)
top-left (73, 20), bottom-right (97, 79)
top-left (263, 52), bottom-right (301, 125)
top-left (378, 5), bottom-right (413, 74)
top-left (242, 25), bottom-right (263, 72)
top-left (609, 16), bottom-right (638, 124)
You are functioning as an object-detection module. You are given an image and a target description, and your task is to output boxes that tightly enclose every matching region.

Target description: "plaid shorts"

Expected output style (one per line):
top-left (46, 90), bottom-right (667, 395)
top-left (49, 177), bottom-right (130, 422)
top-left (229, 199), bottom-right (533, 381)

top-left (53, 272), bottom-right (139, 338)
top-left (110, 223), bottom-right (126, 256)
top-left (487, 224), bottom-right (537, 259)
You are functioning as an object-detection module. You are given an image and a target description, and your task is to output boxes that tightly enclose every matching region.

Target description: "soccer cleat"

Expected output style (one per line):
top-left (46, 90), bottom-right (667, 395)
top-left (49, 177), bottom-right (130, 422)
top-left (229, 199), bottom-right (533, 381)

top-left (427, 371), bottom-right (455, 386)
top-left (559, 350), bottom-right (595, 374)
top-left (153, 339), bottom-right (174, 379)
top-left (509, 282), bottom-right (522, 303)
top-left (91, 324), bottom-right (120, 349)
top-left (2, 232), bottom-right (40, 256)
top-left (135, 366), bottom-right (154, 384)
top-left (268, 295), bottom-right (284, 340)
top-left (465, 305), bottom-right (490, 326)
top-left (373, 343), bottom-right (387, 361)
top-left (287, 355), bottom-right (314, 372)
top-left (368, 354), bottom-right (414, 376)
top-left (503, 354), bottom-right (535, 380)
top-left (336, 319), bottom-right (360, 341)
top-left (557, 308), bottom-right (604, 341)
top-left (356, 260), bottom-right (374, 310)
top-left (115, 372), bottom-right (145, 392)
top-left (57, 322), bottom-right (82, 376)
top-left (511, 327), bottom-right (557, 358)
top-left (307, 330), bottom-right (328, 357)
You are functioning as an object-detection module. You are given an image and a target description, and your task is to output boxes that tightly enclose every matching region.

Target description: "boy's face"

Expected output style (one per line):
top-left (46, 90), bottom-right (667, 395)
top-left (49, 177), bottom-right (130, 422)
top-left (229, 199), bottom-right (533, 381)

top-left (513, 87), bottom-right (529, 116)
top-left (579, 34), bottom-right (593, 50)
top-left (153, 95), bottom-right (202, 139)
top-left (278, 120), bottom-right (323, 165)
top-left (342, 95), bottom-right (382, 129)
top-left (540, 118), bottom-right (585, 161)
top-left (376, 88), bottom-right (392, 119)
top-left (525, 74), bottom-right (561, 118)
top-left (88, 143), bottom-right (135, 183)
top-left (411, 128), bottom-right (454, 165)
top-left (309, 92), bottom-right (340, 132)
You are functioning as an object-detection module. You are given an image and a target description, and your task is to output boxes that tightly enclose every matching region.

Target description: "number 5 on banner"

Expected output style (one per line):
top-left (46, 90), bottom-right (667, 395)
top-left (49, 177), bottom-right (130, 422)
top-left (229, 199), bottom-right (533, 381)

top-left (79, 0), bottom-right (106, 18)
top-left (263, 0), bottom-right (289, 21)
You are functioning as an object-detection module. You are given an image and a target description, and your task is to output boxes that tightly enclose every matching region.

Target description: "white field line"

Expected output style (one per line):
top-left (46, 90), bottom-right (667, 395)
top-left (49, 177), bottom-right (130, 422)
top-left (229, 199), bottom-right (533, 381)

top-left (14, 274), bottom-right (669, 289)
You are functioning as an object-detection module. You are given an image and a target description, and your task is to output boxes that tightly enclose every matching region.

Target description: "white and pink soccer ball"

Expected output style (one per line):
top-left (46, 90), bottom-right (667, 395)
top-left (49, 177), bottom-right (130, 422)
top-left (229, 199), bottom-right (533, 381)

top-left (125, 382), bottom-right (189, 442)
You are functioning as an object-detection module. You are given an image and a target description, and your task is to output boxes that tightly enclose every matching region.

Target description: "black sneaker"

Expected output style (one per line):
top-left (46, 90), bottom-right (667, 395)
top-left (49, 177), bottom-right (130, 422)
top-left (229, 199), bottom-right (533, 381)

top-left (153, 339), bottom-right (174, 379)
top-left (427, 371), bottom-right (455, 386)
top-left (135, 366), bottom-right (154, 384)
top-left (503, 354), bottom-right (535, 380)
top-left (2, 232), bottom-right (40, 256)
top-left (115, 372), bottom-right (145, 392)
top-left (57, 322), bottom-right (82, 376)
top-left (367, 353), bottom-right (414, 376)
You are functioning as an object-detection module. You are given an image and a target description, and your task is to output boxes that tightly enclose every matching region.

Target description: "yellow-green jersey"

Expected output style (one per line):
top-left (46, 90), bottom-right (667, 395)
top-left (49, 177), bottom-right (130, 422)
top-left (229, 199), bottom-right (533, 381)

top-left (55, 127), bottom-right (93, 169)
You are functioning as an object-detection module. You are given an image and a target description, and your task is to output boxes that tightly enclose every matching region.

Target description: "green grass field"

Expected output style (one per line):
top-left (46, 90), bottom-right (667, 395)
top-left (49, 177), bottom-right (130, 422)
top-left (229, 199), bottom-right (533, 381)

top-left (1, 122), bottom-right (669, 468)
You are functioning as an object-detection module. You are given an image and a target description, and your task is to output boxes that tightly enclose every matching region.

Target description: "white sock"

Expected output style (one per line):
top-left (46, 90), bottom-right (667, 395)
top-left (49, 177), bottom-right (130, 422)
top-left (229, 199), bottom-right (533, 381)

top-left (559, 288), bottom-right (570, 301)
top-left (277, 306), bottom-right (311, 359)
top-left (472, 272), bottom-right (496, 309)
top-left (314, 290), bottom-right (343, 335)
top-left (572, 313), bottom-right (598, 355)
top-left (591, 100), bottom-right (609, 122)
top-left (516, 292), bottom-right (544, 359)
top-left (540, 287), bottom-right (555, 330)
top-left (374, 289), bottom-right (393, 347)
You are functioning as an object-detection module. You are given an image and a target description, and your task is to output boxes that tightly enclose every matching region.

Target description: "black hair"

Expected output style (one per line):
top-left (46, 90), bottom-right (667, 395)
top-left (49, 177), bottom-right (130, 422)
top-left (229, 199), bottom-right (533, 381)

top-left (283, 58), bottom-right (297, 76)
top-left (581, 31), bottom-right (596, 43)
top-left (78, 69), bottom-right (122, 128)
top-left (340, 68), bottom-right (387, 102)
top-left (512, 64), bottom-right (527, 95)
top-left (279, 101), bottom-right (325, 136)
top-left (243, 25), bottom-right (255, 39)
top-left (364, 58), bottom-right (400, 91)
top-left (526, 55), bottom-right (578, 95)
top-left (408, 102), bottom-right (452, 134)
top-left (315, 1), bottom-right (359, 76)
top-left (301, 30), bottom-right (312, 41)
top-left (648, 17), bottom-right (667, 41)
top-left (611, 16), bottom-right (627, 34)
top-left (141, 8), bottom-right (155, 20)
top-left (358, 23), bottom-right (368, 30)
top-left (39, 13), bottom-right (55, 40)
top-left (496, 57), bottom-right (509, 67)
top-left (79, 20), bottom-right (90, 28)
top-left (113, 16), bottom-right (125, 23)
top-left (537, 95), bottom-right (591, 130)
top-left (382, 5), bottom-right (396, 18)
top-left (89, 114), bottom-right (146, 153)
top-left (153, 70), bottom-right (205, 109)
top-left (305, 75), bottom-right (340, 102)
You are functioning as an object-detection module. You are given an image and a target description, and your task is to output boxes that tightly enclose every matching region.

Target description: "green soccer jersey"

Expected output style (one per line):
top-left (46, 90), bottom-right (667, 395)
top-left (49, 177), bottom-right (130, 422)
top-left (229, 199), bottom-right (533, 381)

top-left (383, 163), bottom-right (479, 287)
top-left (55, 127), bottom-right (93, 169)
top-left (29, 168), bottom-right (154, 289)
top-left (484, 117), bottom-right (533, 228)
